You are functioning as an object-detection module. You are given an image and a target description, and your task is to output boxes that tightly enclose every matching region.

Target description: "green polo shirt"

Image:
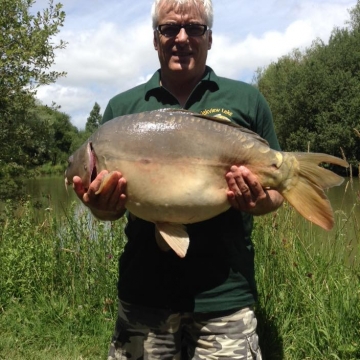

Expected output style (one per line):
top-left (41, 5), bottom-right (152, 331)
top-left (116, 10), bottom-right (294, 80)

top-left (102, 66), bottom-right (280, 313)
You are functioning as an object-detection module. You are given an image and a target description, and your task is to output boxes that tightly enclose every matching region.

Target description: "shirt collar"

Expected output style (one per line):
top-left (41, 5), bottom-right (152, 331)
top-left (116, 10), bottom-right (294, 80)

top-left (144, 66), bottom-right (219, 99)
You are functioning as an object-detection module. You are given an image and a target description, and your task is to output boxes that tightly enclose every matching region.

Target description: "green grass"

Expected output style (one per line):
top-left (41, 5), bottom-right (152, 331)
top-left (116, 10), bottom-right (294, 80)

top-left (253, 202), bottom-right (360, 359)
top-left (0, 198), bottom-right (359, 359)
top-left (0, 200), bottom-right (125, 359)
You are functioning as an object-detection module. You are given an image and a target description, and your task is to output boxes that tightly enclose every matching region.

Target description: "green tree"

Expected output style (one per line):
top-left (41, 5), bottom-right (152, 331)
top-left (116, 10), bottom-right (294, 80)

top-left (0, 0), bottom-right (67, 198)
top-left (0, 0), bottom-right (66, 162)
top-left (347, 0), bottom-right (360, 31)
top-left (51, 110), bottom-right (78, 165)
top-left (85, 102), bottom-right (102, 134)
top-left (30, 104), bottom-right (79, 166)
top-left (254, 49), bottom-right (305, 146)
top-left (255, 0), bottom-right (360, 172)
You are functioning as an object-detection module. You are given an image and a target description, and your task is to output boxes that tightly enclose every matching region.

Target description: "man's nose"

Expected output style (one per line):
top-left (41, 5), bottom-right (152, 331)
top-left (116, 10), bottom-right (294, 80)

top-left (176, 28), bottom-right (189, 42)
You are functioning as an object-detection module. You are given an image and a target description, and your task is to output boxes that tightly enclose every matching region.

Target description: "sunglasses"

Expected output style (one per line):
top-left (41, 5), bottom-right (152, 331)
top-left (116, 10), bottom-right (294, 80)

top-left (157, 23), bottom-right (209, 37)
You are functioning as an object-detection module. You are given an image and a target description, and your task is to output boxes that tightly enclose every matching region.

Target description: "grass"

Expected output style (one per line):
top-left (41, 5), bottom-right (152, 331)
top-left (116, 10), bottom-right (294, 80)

top-left (0, 195), bottom-right (359, 359)
top-left (253, 201), bottom-right (360, 359)
top-left (0, 200), bottom-right (125, 359)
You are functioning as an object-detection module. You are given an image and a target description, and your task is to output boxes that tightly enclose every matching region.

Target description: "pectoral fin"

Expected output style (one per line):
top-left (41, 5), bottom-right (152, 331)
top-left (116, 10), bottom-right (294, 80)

top-left (155, 223), bottom-right (190, 258)
top-left (155, 227), bottom-right (171, 252)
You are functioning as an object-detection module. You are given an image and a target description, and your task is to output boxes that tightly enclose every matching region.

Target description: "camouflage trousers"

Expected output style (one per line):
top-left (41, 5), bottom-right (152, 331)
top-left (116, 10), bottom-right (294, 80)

top-left (107, 299), bottom-right (262, 360)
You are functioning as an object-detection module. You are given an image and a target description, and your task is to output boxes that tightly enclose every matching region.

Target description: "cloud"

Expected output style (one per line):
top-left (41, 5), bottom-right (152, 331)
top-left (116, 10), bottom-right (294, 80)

top-left (54, 21), bottom-right (157, 87)
top-left (208, 1), bottom-right (352, 80)
top-left (38, 19), bottom-right (159, 128)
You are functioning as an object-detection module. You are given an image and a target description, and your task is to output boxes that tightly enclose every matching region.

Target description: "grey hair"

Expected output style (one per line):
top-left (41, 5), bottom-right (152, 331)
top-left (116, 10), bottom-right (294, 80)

top-left (151, 0), bottom-right (213, 30)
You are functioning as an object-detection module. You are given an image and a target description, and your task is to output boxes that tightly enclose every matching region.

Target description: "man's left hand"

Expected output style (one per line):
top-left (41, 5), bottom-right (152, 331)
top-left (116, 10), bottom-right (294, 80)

top-left (225, 165), bottom-right (283, 215)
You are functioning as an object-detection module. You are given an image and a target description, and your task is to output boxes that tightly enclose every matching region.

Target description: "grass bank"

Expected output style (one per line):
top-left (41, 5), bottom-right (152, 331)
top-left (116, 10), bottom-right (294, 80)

top-left (0, 200), bottom-right (125, 359)
top-left (253, 201), bottom-right (360, 359)
top-left (0, 198), bottom-right (359, 359)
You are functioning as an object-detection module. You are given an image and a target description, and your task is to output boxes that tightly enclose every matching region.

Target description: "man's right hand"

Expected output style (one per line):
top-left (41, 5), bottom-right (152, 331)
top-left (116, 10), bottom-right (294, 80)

top-left (73, 170), bottom-right (127, 221)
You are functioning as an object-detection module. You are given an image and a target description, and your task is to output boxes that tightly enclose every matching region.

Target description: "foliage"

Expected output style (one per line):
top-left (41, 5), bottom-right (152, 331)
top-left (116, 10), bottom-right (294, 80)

top-left (0, 200), bottom-right (126, 306)
top-left (33, 104), bottom-right (79, 165)
top-left (0, 103), bottom-right (80, 199)
top-left (347, 0), bottom-right (360, 31)
top-left (255, 0), bottom-right (360, 172)
top-left (0, 199), bottom-right (127, 359)
top-left (0, 0), bottom-right (66, 98)
top-left (0, 0), bottom-right (67, 197)
top-left (85, 102), bottom-right (102, 134)
top-left (253, 200), bottom-right (360, 359)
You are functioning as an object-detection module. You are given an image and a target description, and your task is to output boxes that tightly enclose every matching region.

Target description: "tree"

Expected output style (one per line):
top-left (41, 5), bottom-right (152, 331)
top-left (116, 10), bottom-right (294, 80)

top-left (30, 104), bottom-right (79, 166)
top-left (0, 0), bottom-right (66, 198)
top-left (0, 0), bottom-right (67, 159)
top-left (347, 0), bottom-right (360, 32)
top-left (255, 1), bottom-right (360, 172)
top-left (85, 102), bottom-right (102, 134)
top-left (0, 0), bottom-right (66, 103)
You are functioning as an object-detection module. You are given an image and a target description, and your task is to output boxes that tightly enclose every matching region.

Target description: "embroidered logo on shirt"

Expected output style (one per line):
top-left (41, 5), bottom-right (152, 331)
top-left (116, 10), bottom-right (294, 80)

top-left (200, 108), bottom-right (233, 122)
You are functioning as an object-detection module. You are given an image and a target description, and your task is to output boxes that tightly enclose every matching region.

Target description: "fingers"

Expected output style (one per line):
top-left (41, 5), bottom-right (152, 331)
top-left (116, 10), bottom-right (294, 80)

top-left (226, 166), bottom-right (266, 211)
top-left (83, 170), bottom-right (114, 204)
top-left (73, 176), bottom-right (86, 200)
top-left (73, 171), bottom-right (127, 215)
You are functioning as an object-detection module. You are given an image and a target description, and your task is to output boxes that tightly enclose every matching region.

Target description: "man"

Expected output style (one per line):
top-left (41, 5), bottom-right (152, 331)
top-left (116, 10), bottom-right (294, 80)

top-left (74, 0), bottom-right (284, 358)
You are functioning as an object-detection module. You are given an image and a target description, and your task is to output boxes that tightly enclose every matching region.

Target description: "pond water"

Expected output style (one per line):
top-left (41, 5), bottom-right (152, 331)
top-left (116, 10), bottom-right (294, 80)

top-left (292, 178), bottom-right (360, 264)
top-left (23, 176), bottom-right (79, 219)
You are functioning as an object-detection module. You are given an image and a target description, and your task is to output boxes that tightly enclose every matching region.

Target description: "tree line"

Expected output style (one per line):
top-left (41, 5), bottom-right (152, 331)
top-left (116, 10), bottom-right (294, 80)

top-left (254, 1), bottom-right (360, 175)
top-left (1, 0), bottom-right (360, 200)
top-left (0, 0), bottom-right (101, 198)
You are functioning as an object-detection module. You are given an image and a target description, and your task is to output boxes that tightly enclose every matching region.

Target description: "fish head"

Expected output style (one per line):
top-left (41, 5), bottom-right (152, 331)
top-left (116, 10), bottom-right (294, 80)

top-left (64, 142), bottom-right (97, 190)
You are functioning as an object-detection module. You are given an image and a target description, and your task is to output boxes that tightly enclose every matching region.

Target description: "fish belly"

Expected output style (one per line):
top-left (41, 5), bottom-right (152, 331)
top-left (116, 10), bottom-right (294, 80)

top-left (118, 159), bottom-right (230, 224)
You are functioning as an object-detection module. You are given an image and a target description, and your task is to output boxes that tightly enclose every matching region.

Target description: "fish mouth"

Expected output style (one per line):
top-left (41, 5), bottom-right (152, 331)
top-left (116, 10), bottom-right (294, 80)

top-left (65, 155), bottom-right (73, 186)
top-left (89, 142), bottom-right (98, 184)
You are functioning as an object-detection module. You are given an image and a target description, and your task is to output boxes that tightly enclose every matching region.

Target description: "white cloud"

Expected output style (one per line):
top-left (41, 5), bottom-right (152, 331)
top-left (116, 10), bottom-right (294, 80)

top-left (54, 21), bottom-right (157, 87)
top-left (208, 1), bottom-right (353, 80)
top-left (37, 20), bottom-right (159, 128)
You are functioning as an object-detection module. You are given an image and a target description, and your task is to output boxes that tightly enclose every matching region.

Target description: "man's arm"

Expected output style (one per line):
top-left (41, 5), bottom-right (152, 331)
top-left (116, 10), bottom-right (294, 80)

top-left (73, 170), bottom-right (127, 221)
top-left (226, 165), bottom-right (284, 215)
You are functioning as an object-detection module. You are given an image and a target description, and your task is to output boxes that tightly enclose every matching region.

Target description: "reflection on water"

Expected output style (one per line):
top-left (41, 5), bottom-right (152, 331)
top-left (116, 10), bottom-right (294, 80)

top-left (322, 178), bottom-right (359, 243)
top-left (23, 176), bottom-right (79, 221)
top-left (0, 176), bottom-right (80, 223)
top-left (290, 178), bottom-right (360, 264)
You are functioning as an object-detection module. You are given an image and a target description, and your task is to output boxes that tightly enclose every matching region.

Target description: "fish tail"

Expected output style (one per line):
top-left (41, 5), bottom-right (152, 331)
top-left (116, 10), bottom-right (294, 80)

top-left (281, 153), bottom-right (348, 230)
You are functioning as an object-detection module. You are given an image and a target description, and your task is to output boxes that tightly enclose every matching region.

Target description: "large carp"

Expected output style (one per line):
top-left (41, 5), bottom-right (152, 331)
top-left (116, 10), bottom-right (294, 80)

top-left (65, 109), bottom-right (348, 257)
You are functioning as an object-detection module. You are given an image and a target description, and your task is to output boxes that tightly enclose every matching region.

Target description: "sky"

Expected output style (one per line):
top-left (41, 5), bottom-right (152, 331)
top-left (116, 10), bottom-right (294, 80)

top-left (32, 0), bottom-right (357, 129)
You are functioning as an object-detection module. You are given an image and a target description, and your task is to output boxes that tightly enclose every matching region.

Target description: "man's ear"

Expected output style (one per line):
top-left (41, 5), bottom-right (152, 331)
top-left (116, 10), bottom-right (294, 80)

top-left (153, 31), bottom-right (158, 50)
top-left (208, 30), bottom-right (212, 50)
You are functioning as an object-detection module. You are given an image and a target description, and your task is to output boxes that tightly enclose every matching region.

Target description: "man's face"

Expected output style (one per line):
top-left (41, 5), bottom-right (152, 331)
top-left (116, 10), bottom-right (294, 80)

top-left (153, 4), bottom-right (212, 78)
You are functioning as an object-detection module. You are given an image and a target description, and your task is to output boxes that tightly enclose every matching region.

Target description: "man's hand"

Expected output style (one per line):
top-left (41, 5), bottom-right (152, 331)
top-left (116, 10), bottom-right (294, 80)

top-left (73, 170), bottom-right (127, 221)
top-left (225, 165), bottom-right (283, 215)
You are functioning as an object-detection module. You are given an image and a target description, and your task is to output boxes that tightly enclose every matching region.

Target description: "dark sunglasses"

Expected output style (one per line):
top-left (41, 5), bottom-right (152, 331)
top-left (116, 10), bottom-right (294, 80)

top-left (157, 23), bottom-right (209, 37)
